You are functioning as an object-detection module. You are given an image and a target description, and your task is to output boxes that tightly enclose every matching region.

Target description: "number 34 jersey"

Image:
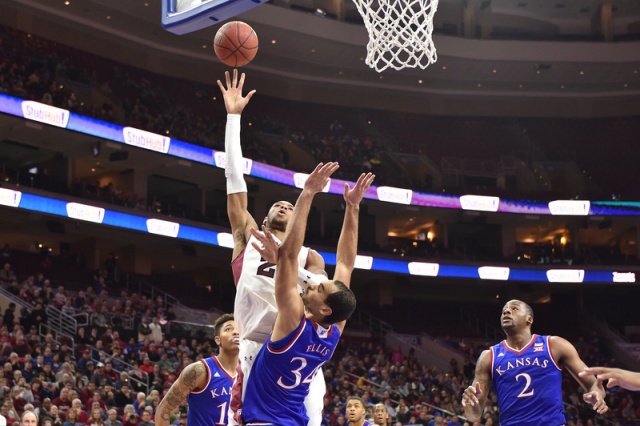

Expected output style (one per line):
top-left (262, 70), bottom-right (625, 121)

top-left (232, 232), bottom-right (310, 343)
top-left (243, 316), bottom-right (340, 426)
top-left (490, 334), bottom-right (565, 426)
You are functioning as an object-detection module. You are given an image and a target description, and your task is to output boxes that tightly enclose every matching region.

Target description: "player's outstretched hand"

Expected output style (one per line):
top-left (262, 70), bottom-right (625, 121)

top-left (582, 380), bottom-right (608, 414)
top-left (249, 226), bottom-right (279, 264)
top-left (303, 162), bottom-right (339, 194)
top-left (216, 69), bottom-right (256, 115)
top-left (461, 382), bottom-right (482, 407)
top-left (581, 367), bottom-right (640, 391)
top-left (344, 173), bottom-right (374, 207)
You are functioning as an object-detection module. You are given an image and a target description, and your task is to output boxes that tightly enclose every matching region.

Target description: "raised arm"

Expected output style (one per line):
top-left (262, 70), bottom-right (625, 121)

top-left (333, 173), bottom-right (374, 288)
top-left (156, 361), bottom-right (208, 426)
top-left (550, 336), bottom-right (608, 414)
top-left (217, 69), bottom-right (257, 259)
top-left (462, 349), bottom-right (492, 422)
top-left (272, 162), bottom-right (339, 340)
top-left (581, 367), bottom-right (640, 391)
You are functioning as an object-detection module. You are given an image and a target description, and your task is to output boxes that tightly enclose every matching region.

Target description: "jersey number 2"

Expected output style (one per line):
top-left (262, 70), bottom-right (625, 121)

top-left (257, 258), bottom-right (276, 278)
top-left (515, 373), bottom-right (534, 398)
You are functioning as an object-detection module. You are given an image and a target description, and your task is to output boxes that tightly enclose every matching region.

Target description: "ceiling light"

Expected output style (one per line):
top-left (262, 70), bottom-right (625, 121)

top-left (271, 40), bottom-right (276, 44)
top-left (442, 66), bottom-right (446, 70)
top-left (579, 71), bottom-right (584, 75)
top-left (418, 80), bottom-right (423, 84)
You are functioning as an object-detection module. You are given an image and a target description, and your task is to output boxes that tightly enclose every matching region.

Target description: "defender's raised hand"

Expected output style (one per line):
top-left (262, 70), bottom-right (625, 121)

top-left (303, 162), bottom-right (339, 194)
top-left (216, 69), bottom-right (256, 114)
top-left (344, 173), bottom-right (374, 207)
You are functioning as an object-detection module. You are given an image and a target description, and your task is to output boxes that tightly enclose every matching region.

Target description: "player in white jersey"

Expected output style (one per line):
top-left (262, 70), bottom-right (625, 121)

top-left (218, 70), bottom-right (329, 426)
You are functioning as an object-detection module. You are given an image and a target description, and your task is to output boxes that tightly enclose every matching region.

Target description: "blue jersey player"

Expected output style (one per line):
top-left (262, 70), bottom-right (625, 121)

top-left (345, 396), bottom-right (375, 426)
top-left (462, 300), bottom-right (608, 426)
top-left (156, 314), bottom-right (239, 426)
top-left (243, 163), bottom-right (374, 426)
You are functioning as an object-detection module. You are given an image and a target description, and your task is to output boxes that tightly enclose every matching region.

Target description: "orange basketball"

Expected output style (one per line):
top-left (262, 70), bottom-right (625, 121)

top-left (214, 21), bottom-right (259, 67)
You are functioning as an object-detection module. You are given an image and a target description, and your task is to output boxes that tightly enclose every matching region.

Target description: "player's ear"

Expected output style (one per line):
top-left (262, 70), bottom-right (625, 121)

top-left (319, 305), bottom-right (332, 318)
top-left (214, 336), bottom-right (221, 347)
top-left (526, 315), bottom-right (533, 326)
top-left (262, 217), bottom-right (267, 226)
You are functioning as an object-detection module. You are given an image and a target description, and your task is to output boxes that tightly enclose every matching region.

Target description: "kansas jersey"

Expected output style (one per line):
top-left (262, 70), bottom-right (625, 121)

top-left (491, 334), bottom-right (565, 426)
top-left (188, 356), bottom-right (236, 426)
top-left (232, 232), bottom-right (310, 343)
top-left (243, 316), bottom-right (340, 426)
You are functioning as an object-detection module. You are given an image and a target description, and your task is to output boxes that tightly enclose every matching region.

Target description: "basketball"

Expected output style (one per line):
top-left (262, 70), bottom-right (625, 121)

top-left (214, 21), bottom-right (259, 67)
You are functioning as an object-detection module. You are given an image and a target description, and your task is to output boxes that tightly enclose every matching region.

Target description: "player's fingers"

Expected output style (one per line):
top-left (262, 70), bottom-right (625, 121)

top-left (225, 71), bottom-right (231, 87)
top-left (475, 382), bottom-right (482, 395)
top-left (582, 367), bottom-right (607, 376)
top-left (607, 378), bottom-right (618, 388)
top-left (216, 80), bottom-right (225, 92)
top-left (245, 90), bottom-right (257, 101)
top-left (239, 72), bottom-right (246, 88)
top-left (251, 242), bottom-right (263, 252)
top-left (232, 69), bottom-right (238, 88)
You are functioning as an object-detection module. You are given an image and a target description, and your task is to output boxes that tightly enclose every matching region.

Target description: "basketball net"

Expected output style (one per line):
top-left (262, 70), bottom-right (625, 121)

top-left (352, 0), bottom-right (439, 72)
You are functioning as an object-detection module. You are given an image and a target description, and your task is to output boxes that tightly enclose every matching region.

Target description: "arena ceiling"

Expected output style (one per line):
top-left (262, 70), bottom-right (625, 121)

top-left (4, 0), bottom-right (640, 116)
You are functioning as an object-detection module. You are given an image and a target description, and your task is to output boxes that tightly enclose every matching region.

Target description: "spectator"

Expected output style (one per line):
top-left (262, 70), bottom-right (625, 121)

top-left (122, 405), bottom-right (138, 426)
top-left (71, 398), bottom-right (89, 423)
top-left (147, 318), bottom-right (162, 344)
top-left (87, 408), bottom-right (105, 426)
top-left (28, 301), bottom-right (48, 331)
top-left (132, 393), bottom-right (146, 415)
top-left (56, 363), bottom-right (74, 384)
top-left (4, 303), bottom-right (16, 326)
top-left (53, 287), bottom-right (67, 308)
top-left (136, 411), bottom-right (153, 426)
top-left (63, 406), bottom-right (81, 426)
top-left (136, 318), bottom-right (151, 343)
top-left (52, 388), bottom-right (73, 412)
top-left (7, 280), bottom-right (21, 296)
top-left (87, 391), bottom-right (108, 413)
top-left (11, 385), bottom-right (28, 415)
top-left (41, 363), bottom-right (56, 383)
top-left (105, 409), bottom-right (122, 426)
top-left (0, 263), bottom-right (17, 285)
top-left (102, 362), bottom-right (118, 384)
top-left (62, 299), bottom-right (76, 317)
top-left (35, 398), bottom-right (52, 418)
top-left (91, 363), bottom-right (113, 388)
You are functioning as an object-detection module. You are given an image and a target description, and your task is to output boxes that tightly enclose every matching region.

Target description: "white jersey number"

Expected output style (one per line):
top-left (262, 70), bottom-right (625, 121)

top-left (515, 373), bottom-right (535, 398)
top-left (277, 357), bottom-right (320, 390)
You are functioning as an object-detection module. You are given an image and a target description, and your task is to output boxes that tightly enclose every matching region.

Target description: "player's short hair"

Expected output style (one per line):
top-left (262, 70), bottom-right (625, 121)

top-left (323, 280), bottom-right (356, 324)
top-left (346, 396), bottom-right (365, 408)
top-left (521, 301), bottom-right (534, 322)
top-left (214, 313), bottom-right (235, 337)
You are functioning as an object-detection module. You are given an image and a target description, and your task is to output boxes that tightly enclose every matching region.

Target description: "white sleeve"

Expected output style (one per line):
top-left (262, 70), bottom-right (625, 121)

top-left (297, 267), bottom-right (329, 289)
top-left (225, 113), bottom-right (247, 194)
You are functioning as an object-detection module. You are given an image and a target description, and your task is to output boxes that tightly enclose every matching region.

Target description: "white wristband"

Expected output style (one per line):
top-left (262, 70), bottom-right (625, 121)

top-left (298, 267), bottom-right (328, 289)
top-left (225, 113), bottom-right (247, 194)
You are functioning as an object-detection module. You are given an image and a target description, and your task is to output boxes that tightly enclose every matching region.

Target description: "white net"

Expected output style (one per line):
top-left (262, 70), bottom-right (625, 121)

top-left (352, 0), bottom-right (439, 72)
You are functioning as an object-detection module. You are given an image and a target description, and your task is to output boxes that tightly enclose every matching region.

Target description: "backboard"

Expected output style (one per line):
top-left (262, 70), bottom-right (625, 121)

top-left (162, 0), bottom-right (268, 35)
